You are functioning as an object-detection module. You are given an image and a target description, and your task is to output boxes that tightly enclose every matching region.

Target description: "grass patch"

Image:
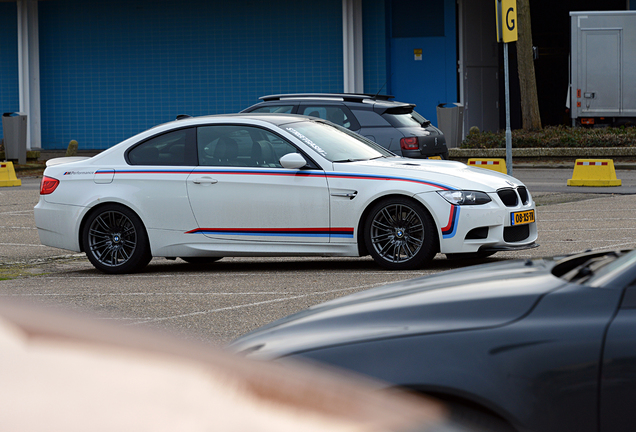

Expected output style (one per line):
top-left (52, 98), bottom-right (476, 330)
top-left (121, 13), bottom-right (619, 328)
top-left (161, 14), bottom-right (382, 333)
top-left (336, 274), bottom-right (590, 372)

top-left (462, 126), bottom-right (636, 149)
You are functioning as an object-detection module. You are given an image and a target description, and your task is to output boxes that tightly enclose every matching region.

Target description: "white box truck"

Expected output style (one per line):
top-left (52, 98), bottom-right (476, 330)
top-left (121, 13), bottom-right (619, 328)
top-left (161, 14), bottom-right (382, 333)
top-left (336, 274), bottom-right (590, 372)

top-left (569, 11), bottom-right (636, 126)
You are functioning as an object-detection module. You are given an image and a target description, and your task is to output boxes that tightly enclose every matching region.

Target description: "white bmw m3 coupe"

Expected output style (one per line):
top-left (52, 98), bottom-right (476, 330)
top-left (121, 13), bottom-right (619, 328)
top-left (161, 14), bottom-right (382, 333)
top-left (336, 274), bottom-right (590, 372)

top-left (35, 114), bottom-right (538, 274)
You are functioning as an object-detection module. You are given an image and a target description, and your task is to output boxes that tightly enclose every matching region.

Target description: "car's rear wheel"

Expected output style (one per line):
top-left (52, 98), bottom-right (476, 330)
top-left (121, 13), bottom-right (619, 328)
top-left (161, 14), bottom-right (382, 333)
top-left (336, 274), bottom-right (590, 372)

top-left (364, 197), bottom-right (438, 270)
top-left (180, 257), bottom-right (222, 265)
top-left (82, 204), bottom-right (151, 274)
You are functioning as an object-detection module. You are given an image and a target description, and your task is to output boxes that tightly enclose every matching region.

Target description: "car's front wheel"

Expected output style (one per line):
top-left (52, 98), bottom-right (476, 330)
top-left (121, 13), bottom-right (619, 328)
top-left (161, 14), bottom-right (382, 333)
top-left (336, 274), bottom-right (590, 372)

top-left (82, 204), bottom-right (151, 274)
top-left (364, 197), bottom-right (438, 270)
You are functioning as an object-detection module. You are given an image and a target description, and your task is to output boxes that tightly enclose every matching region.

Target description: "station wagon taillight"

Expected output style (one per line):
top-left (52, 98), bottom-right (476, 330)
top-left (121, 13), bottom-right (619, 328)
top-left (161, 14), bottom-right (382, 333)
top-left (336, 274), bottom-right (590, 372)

top-left (40, 176), bottom-right (60, 195)
top-left (400, 137), bottom-right (419, 150)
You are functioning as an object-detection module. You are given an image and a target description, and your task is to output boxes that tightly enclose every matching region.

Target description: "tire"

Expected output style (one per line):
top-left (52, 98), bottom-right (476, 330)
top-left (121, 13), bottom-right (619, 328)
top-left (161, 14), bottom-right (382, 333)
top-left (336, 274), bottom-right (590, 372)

top-left (180, 257), bottom-right (222, 265)
top-left (82, 204), bottom-right (151, 274)
top-left (364, 197), bottom-right (438, 270)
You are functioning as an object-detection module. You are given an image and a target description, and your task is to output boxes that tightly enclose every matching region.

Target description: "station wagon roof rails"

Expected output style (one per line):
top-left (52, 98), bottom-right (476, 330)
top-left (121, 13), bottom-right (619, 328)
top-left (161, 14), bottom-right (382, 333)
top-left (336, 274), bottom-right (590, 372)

top-left (259, 93), bottom-right (395, 102)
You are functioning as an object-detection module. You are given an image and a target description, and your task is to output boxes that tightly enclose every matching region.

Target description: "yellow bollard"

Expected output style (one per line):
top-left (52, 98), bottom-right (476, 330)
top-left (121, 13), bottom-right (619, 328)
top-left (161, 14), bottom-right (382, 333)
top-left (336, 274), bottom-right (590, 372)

top-left (467, 158), bottom-right (507, 174)
top-left (567, 159), bottom-right (621, 187)
top-left (0, 161), bottom-right (22, 187)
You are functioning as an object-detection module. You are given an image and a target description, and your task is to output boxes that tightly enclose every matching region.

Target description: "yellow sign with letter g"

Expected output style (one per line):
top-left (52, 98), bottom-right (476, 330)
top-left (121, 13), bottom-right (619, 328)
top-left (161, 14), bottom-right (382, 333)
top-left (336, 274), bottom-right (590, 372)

top-left (496, 0), bottom-right (518, 43)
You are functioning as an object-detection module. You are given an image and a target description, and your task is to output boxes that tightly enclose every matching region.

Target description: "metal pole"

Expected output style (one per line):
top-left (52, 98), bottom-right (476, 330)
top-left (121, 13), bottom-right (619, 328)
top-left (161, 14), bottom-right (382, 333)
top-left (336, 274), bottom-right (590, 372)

top-left (504, 42), bottom-right (512, 176)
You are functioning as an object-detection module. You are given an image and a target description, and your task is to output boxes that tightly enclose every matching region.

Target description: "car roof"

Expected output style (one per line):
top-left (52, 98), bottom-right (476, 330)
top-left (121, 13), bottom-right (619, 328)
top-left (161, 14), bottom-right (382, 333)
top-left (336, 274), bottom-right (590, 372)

top-left (159, 113), bottom-right (317, 129)
top-left (260, 93), bottom-right (395, 102)
top-left (257, 93), bottom-right (413, 109)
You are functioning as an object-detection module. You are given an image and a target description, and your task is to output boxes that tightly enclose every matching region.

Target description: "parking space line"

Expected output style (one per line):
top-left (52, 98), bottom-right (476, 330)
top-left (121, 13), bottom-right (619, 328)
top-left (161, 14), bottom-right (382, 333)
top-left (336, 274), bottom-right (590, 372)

top-left (540, 227), bottom-right (636, 231)
top-left (0, 226), bottom-right (38, 230)
top-left (538, 217), bottom-right (636, 222)
top-left (37, 271), bottom-right (429, 279)
top-left (128, 283), bottom-right (386, 325)
top-left (0, 210), bottom-right (34, 216)
top-left (2, 291), bottom-right (316, 297)
top-left (541, 239), bottom-right (636, 244)
top-left (0, 243), bottom-right (46, 247)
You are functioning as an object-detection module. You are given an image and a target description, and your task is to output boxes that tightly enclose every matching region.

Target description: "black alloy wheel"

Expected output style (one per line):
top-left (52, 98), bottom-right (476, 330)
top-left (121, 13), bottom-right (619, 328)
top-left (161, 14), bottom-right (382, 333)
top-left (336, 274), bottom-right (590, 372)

top-left (82, 204), bottom-right (151, 274)
top-left (364, 197), bottom-right (438, 270)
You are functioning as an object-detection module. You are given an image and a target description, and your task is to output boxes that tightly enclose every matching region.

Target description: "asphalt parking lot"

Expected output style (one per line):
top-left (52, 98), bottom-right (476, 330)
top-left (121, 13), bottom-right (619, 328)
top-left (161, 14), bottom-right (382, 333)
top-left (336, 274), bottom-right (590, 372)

top-left (2, 171), bottom-right (636, 345)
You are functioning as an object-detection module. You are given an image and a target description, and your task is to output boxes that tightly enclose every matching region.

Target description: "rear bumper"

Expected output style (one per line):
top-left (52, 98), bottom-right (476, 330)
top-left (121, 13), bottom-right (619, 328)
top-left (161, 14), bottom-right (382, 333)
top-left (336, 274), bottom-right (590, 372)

top-left (401, 134), bottom-right (448, 158)
top-left (34, 198), bottom-right (84, 252)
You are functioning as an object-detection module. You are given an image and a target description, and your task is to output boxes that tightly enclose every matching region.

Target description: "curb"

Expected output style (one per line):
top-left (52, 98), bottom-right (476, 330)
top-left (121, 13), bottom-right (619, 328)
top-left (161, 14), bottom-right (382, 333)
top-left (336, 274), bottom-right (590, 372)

top-left (449, 147), bottom-right (636, 158)
top-left (449, 147), bottom-right (636, 170)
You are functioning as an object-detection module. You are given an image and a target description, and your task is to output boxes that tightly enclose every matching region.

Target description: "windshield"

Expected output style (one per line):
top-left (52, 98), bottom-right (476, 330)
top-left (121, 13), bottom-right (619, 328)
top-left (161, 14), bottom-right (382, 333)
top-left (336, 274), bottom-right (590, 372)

top-left (282, 120), bottom-right (394, 162)
top-left (553, 249), bottom-right (636, 286)
top-left (586, 249), bottom-right (636, 287)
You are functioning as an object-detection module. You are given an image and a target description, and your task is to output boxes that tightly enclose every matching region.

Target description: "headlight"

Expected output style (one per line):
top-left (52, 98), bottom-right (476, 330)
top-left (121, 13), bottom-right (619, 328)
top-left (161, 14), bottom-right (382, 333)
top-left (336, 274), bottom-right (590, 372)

top-left (438, 190), bottom-right (492, 205)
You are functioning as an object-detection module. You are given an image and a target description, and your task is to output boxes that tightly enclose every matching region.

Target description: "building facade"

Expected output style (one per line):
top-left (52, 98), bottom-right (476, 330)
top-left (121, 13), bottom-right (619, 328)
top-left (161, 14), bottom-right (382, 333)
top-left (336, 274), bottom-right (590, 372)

top-left (0, 0), bottom-right (634, 151)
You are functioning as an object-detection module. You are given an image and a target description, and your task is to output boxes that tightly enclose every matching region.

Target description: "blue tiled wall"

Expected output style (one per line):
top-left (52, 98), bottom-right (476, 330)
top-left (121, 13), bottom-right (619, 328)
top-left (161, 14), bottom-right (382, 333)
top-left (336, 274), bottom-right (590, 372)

top-left (0, 2), bottom-right (19, 142)
top-left (38, 0), bottom-right (346, 149)
top-left (362, 0), bottom-right (388, 95)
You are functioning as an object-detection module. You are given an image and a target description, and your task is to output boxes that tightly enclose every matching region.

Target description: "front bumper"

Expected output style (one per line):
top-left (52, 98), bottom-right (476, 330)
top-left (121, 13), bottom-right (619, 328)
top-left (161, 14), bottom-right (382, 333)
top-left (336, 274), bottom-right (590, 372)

top-left (418, 190), bottom-right (539, 255)
top-left (479, 242), bottom-right (540, 253)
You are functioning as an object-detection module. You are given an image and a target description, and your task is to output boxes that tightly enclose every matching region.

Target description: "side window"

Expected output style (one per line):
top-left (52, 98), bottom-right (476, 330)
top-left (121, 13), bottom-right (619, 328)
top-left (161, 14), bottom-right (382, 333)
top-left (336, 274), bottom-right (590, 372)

top-left (302, 106), bottom-right (352, 129)
top-left (128, 129), bottom-right (191, 166)
top-left (197, 125), bottom-right (299, 168)
top-left (250, 105), bottom-right (294, 114)
top-left (351, 109), bottom-right (392, 127)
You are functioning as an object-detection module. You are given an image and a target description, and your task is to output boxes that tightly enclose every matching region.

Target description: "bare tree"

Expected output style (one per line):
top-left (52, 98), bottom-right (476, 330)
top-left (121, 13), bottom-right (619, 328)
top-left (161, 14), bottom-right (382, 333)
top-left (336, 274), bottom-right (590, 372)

top-left (516, 0), bottom-right (542, 130)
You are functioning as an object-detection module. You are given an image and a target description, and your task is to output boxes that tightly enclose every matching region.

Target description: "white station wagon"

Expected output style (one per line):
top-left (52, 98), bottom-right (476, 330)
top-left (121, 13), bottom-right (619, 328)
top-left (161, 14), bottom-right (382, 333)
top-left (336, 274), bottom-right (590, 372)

top-left (35, 114), bottom-right (538, 274)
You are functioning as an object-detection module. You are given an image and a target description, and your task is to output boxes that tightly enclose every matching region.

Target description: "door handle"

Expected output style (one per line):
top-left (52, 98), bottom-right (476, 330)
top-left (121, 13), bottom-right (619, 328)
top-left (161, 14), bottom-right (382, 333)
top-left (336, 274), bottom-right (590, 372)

top-left (192, 176), bottom-right (218, 185)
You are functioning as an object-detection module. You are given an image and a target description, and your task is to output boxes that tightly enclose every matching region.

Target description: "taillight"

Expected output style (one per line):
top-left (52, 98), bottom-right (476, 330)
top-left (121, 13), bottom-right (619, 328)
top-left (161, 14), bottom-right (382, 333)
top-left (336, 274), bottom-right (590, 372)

top-left (400, 137), bottom-right (419, 150)
top-left (40, 176), bottom-right (60, 195)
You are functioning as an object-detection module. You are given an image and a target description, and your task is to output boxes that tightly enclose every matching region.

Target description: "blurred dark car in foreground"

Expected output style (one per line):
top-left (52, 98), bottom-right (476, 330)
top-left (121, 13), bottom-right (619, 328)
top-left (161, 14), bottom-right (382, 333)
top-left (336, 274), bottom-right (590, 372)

top-left (231, 249), bottom-right (636, 432)
top-left (241, 93), bottom-right (448, 159)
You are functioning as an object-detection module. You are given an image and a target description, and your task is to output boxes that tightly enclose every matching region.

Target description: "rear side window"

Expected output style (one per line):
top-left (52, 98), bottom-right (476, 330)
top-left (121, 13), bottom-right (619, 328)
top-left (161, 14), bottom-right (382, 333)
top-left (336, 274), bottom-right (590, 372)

top-left (350, 109), bottom-right (392, 127)
top-left (250, 105), bottom-right (294, 114)
top-left (127, 129), bottom-right (195, 166)
top-left (382, 113), bottom-right (424, 127)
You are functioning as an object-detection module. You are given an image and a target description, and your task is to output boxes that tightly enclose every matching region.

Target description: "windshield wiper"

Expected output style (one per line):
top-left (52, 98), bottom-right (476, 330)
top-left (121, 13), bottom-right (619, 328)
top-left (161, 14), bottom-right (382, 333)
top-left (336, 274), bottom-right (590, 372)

top-left (333, 158), bottom-right (369, 163)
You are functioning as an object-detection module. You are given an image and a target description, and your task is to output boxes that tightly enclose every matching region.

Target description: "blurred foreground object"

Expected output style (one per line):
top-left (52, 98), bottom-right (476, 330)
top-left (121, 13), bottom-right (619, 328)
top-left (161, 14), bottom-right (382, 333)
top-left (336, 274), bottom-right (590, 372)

top-left (0, 299), bottom-right (456, 432)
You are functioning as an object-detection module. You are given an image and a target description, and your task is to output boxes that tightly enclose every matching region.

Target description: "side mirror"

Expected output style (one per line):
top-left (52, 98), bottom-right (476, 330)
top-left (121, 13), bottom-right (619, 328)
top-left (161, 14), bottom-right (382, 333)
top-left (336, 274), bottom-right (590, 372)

top-left (279, 153), bottom-right (307, 170)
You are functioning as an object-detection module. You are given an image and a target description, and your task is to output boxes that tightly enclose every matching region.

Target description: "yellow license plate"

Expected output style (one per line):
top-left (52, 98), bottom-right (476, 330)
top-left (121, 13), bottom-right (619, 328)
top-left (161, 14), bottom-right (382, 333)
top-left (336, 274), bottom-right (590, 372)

top-left (511, 209), bottom-right (535, 226)
top-left (428, 156), bottom-right (442, 160)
